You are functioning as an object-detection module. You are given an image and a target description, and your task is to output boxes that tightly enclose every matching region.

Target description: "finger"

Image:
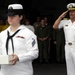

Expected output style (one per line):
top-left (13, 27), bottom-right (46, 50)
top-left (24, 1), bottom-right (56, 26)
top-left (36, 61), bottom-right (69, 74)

top-left (10, 58), bottom-right (16, 65)
top-left (12, 60), bottom-right (16, 65)
top-left (64, 10), bottom-right (69, 14)
top-left (65, 10), bottom-right (69, 12)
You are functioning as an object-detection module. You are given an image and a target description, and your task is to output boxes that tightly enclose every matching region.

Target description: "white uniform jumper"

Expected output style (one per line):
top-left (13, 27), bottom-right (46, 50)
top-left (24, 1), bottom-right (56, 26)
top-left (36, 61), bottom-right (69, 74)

top-left (0, 25), bottom-right (38, 75)
top-left (58, 19), bottom-right (75, 75)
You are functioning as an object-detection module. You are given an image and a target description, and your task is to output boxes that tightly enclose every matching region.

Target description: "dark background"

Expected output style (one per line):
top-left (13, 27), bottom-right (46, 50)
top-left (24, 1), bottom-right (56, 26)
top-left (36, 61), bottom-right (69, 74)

top-left (0, 0), bottom-right (74, 65)
top-left (0, 0), bottom-right (75, 24)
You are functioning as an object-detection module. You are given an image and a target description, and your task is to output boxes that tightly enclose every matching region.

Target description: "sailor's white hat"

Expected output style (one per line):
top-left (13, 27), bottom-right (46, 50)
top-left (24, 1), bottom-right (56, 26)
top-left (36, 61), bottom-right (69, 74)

top-left (7, 4), bottom-right (23, 16)
top-left (67, 3), bottom-right (75, 10)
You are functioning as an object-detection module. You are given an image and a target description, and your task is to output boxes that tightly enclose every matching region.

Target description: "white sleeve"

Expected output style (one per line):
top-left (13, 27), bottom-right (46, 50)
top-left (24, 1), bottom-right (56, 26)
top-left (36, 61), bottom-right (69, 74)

top-left (18, 33), bottom-right (39, 62)
top-left (58, 20), bottom-right (67, 29)
top-left (0, 33), bottom-right (2, 55)
top-left (32, 26), bottom-right (35, 33)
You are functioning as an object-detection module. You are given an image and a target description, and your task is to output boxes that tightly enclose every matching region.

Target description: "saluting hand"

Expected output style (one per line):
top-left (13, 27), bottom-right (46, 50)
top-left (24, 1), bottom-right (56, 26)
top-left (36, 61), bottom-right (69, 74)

top-left (10, 54), bottom-right (19, 65)
top-left (59, 10), bottom-right (69, 19)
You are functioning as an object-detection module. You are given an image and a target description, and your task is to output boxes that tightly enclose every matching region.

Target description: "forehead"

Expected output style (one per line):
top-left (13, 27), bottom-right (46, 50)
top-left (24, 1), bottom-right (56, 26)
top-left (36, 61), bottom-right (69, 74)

top-left (69, 10), bottom-right (75, 12)
top-left (41, 19), bottom-right (45, 21)
top-left (8, 15), bottom-right (20, 18)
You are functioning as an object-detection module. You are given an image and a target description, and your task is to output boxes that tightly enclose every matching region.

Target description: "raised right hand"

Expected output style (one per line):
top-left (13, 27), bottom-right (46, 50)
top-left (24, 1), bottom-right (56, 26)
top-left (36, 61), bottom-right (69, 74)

top-left (59, 10), bottom-right (69, 19)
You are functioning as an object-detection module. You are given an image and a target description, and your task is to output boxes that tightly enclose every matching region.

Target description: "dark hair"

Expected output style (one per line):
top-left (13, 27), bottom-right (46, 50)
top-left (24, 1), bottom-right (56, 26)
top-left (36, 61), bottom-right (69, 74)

top-left (20, 14), bottom-right (26, 25)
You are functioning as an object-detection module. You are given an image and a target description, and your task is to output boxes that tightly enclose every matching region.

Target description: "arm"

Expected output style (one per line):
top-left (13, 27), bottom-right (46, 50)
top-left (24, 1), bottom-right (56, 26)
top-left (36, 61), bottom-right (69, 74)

top-left (53, 10), bottom-right (68, 29)
top-left (0, 33), bottom-right (2, 55)
top-left (18, 33), bottom-right (39, 62)
top-left (10, 33), bottom-right (39, 65)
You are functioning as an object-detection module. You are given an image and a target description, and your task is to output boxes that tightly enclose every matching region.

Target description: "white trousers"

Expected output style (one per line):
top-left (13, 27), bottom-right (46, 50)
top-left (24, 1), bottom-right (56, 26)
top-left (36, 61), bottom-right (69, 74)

top-left (65, 44), bottom-right (75, 75)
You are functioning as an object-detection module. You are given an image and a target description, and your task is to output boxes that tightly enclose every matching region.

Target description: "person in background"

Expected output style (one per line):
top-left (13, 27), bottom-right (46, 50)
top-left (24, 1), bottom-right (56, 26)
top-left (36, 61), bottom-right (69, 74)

top-left (25, 19), bottom-right (35, 32)
top-left (53, 3), bottom-right (75, 75)
top-left (2, 20), bottom-right (9, 31)
top-left (0, 4), bottom-right (38, 75)
top-left (44, 17), bottom-right (52, 60)
top-left (53, 28), bottom-right (65, 63)
top-left (33, 16), bottom-right (40, 32)
top-left (35, 19), bottom-right (50, 63)
top-left (0, 20), bottom-right (4, 32)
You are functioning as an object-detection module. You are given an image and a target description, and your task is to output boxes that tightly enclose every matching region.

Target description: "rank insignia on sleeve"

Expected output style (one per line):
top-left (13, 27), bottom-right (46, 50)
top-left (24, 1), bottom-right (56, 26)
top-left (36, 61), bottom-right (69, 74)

top-left (32, 38), bottom-right (36, 47)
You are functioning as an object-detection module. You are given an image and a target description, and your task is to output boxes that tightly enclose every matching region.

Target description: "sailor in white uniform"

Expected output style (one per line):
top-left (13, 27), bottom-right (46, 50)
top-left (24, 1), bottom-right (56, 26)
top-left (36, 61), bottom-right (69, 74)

top-left (53, 3), bottom-right (75, 75)
top-left (25, 19), bottom-right (35, 32)
top-left (0, 4), bottom-right (39, 75)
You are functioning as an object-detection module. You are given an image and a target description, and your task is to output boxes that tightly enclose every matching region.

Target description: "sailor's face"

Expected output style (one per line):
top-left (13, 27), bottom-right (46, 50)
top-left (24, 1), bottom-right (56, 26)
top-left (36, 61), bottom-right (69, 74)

top-left (7, 15), bottom-right (21, 25)
top-left (69, 10), bottom-right (75, 19)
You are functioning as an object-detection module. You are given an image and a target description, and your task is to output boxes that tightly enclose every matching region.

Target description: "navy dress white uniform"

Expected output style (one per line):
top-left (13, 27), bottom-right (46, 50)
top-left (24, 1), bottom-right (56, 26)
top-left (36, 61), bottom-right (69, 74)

top-left (0, 4), bottom-right (38, 75)
top-left (57, 3), bottom-right (75, 75)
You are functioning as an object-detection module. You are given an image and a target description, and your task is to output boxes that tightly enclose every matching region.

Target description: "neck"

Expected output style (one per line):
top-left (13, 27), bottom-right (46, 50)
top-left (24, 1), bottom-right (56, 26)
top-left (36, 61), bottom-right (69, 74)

top-left (71, 18), bottom-right (75, 23)
top-left (10, 24), bottom-right (20, 32)
top-left (41, 25), bottom-right (45, 27)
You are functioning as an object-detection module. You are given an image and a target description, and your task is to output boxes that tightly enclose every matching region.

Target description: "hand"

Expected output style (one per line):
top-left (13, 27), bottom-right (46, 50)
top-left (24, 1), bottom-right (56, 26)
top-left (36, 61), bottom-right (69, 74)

top-left (43, 37), bottom-right (48, 41)
top-left (54, 41), bottom-right (57, 44)
top-left (10, 54), bottom-right (19, 65)
top-left (59, 10), bottom-right (69, 19)
top-left (38, 38), bottom-right (43, 41)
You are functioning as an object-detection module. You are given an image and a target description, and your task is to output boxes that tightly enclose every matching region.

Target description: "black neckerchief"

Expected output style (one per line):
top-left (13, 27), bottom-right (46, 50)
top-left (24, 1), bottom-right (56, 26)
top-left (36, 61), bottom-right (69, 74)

top-left (6, 29), bottom-right (20, 55)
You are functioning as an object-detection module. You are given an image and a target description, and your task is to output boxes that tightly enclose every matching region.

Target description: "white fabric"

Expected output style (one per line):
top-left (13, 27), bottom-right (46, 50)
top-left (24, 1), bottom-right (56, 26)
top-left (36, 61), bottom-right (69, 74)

top-left (8, 4), bottom-right (23, 9)
top-left (65, 44), bottom-right (75, 75)
top-left (67, 3), bottom-right (75, 9)
top-left (58, 19), bottom-right (75, 43)
top-left (25, 25), bottom-right (35, 32)
top-left (0, 25), bottom-right (39, 75)
top-left (58, 19), bottom-right (75, 75)
top-left (0, 71), bottom-right (4, 75)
